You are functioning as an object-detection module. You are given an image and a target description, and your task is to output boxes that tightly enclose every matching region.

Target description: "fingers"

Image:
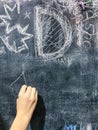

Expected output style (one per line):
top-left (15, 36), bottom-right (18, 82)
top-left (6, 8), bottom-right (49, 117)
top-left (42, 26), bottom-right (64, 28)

top-left (35, 90), bottom-right (38, 103)
top-left (30, 88), bottom-right (38, 102)
top-left (25, 86), bottom-right (32, 97)
top-left (18, 85), bottom-right (27, 96)
top-left (18, 85), bottom-right (38, 101)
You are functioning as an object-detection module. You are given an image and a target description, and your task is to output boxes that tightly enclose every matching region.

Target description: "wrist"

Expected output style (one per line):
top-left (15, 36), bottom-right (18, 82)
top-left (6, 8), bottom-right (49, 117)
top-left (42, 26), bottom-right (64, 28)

top-left (16, 114), bottom-right (30, 125)
top-left (10, 115), bottom-right (29, 130)
top-left (14, 114), bottom-right (29, 129)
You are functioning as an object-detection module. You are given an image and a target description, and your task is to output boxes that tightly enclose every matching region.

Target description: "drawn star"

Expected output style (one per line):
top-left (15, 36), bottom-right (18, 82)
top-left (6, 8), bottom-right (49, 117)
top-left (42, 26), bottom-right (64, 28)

top-left (24, 11), bottom-right (31, 19)
top-left (0, 36), bottom-right (15, 53)
top-left (0, 3), bottom-right (33, 54)
top-left (0, 24), bottom-right (33, 53)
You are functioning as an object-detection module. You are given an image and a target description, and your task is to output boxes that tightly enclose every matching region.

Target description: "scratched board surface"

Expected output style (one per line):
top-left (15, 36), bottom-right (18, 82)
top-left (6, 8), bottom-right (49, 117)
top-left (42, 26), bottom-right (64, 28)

top-left (0, 0), bottom-right (98, 130)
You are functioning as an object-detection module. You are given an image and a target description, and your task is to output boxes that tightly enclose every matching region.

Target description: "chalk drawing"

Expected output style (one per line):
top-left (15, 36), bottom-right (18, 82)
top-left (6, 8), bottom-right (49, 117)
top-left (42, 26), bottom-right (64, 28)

top-left (24, 11), bottom-right (31, 19)
top-left (34, 5), bottom-right (72, 59)
top-left (63, 125), bottom-right (77, 130)
top-left (0, 2), bottom-right (33, 54)
top-left (34, 1), bottom-right (86, 61)
top-left (0, 3), bottom-right (16, 21)
top-left (0, 24), bottom-right (33, 53)
top-left (16, 0), bottom-right (20, 14)
top-left (8, 58), bottom-right (28, 98)
top-left (0, 0), bottom-right (98, 129)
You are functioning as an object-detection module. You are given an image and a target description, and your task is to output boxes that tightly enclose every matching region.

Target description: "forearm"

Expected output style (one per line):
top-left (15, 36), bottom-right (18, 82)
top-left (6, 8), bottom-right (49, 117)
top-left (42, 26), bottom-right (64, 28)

top-left (10, 115), bottom-right (29, 130)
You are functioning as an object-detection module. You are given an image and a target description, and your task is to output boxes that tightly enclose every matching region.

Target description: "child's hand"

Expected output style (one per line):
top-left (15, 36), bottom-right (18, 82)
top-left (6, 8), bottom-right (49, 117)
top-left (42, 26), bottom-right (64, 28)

top-left (16, 85), bottom-right (38, 124)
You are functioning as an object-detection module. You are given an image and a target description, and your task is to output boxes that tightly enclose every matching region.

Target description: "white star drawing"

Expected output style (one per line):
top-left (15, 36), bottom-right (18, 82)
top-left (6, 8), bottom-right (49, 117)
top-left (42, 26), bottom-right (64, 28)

top-left (0, 24), bottom-right (33, 53)
top-left (24, 11), bottom-right (31, 19)
top-left (0, 3), bottom-right (33, 53)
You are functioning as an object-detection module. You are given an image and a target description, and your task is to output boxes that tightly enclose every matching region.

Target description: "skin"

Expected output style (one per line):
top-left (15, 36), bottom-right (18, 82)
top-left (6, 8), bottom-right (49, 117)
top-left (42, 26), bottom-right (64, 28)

top-left (10, 85), bottom-right (38, 130)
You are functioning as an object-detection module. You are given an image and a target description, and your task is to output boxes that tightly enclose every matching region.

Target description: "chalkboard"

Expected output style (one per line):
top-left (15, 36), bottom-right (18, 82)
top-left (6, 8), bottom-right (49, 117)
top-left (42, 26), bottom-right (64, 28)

top-left (0, 0), bottom-right (98, 130)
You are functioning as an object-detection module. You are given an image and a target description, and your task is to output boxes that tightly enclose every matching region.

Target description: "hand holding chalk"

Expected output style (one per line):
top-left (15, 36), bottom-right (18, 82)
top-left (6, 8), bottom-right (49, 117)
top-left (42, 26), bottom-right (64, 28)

top-left (10, 85), bottom-right (38, 130)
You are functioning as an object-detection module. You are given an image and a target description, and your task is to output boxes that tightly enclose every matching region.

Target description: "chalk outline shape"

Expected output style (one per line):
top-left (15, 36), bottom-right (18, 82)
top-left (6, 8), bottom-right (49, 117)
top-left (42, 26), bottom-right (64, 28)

top-left (34, 5), bottom-right (72, 59)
